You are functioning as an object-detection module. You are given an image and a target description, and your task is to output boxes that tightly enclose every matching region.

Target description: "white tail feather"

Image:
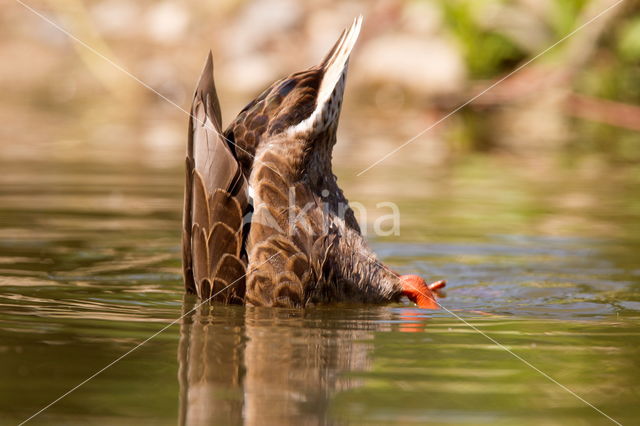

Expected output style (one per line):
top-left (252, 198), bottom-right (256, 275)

top-left (288, 15), bottom-right (363, 135)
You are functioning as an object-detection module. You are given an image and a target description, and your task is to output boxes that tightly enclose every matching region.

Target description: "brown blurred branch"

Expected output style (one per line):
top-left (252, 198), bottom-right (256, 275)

top-left (566, 93), bottom-right (640, 132)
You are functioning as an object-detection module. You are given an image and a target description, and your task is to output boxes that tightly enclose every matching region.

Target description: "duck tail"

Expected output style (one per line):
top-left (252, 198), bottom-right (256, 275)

top-left (288, 15), bottom-right (363, 135)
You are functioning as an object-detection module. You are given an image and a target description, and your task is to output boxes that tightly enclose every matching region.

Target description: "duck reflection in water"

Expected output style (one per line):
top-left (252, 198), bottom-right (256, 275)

top-left (177, 297), bottom-right (428, 425)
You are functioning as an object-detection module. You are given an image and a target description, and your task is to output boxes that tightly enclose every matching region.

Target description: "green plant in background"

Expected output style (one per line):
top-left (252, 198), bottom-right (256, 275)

top-left (571, 3), bottom-right (640, 162)
top-left (574, 8), bottom-right (640, 103)
top-left (438, 0), bottom-right (526, 78)
top-left (614, 16), bottom-right (640, 102)
top-left (618, 16), bottom-right (640, 61)
top-left (548, 0), bottom-right (590, 36)
top-left (435, 0), bottom-right (596, 78)
top-left (428, 0), bottom-right (639, 161)
top-left (433, 0), bottom-right (637, 99)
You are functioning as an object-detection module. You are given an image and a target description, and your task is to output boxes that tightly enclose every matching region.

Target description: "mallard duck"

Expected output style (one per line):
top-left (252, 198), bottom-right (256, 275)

top-left (182, 16), bottom-right (445, 308)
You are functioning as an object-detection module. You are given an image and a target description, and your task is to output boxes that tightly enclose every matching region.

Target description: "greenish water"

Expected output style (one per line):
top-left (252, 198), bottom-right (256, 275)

top-left (0, 157), bottom-right (639, 425)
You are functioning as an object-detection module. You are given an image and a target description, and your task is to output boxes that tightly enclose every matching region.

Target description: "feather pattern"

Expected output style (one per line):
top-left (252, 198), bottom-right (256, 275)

top-left (183, 16), bottom-right (424, 308)
top-left (244, 139), bottom-right (327, 307)
top-left (183, 52), bottom-right (249, 303)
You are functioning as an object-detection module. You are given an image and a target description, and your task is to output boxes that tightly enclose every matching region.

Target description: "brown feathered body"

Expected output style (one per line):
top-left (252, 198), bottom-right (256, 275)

top-left (183, 17), bottom-right (404, 307)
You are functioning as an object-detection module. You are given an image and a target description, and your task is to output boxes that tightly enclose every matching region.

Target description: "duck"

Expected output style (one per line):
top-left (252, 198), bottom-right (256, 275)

top-left (182, 16), bottom-right (445, 308)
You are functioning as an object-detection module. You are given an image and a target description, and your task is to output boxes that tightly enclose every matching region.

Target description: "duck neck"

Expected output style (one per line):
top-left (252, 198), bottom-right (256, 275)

top-left (327, 223), bottom-right (402, 302)
top-left (304, 127), bottom-right (336, 185)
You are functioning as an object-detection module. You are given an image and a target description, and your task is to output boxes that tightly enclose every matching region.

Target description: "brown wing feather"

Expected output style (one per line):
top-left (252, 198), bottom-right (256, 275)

top-left (191, 171), bottom-right (211, 231)
top-left (182, 161), bottom-right (196, 293)
top-left (207, 223), bottom-right (241, 272)
top-left (183, 52), bottom-right (249, 301)
top-left (209, 189), bottom-right (243, 232)
top-left (191, 225), bottom-right (209, 286)
top-left (214, 254), bottom-right (247, 304)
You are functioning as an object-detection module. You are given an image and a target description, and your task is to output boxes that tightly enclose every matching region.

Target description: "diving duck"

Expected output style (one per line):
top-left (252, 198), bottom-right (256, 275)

top-left (182, 16), bottom-right (445, 308)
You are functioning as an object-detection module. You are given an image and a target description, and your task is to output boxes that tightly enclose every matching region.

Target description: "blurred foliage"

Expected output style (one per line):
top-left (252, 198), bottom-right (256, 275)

top-left (436, 0), bottom-right (637, 100)
top-left (577, 16), bottom-right (640, 104)
top-left (1, 0), bottom-right (638, 167)
top-left (550, 0), bottom-right (590, 35)
top-left (618, 16), bottom-right (640, 60)
top-left (429, 0), bottom-right (639, 162)
top-left (435, 0), bottom-right (597, 78)
top-left (610, 18), bottom-right (640, 102)
top-left (439, 0), bottom-right (525, 78)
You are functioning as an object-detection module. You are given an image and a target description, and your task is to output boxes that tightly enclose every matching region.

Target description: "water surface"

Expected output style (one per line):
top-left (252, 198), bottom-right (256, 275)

top-left (0, 157), bottom-right (639, 425)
